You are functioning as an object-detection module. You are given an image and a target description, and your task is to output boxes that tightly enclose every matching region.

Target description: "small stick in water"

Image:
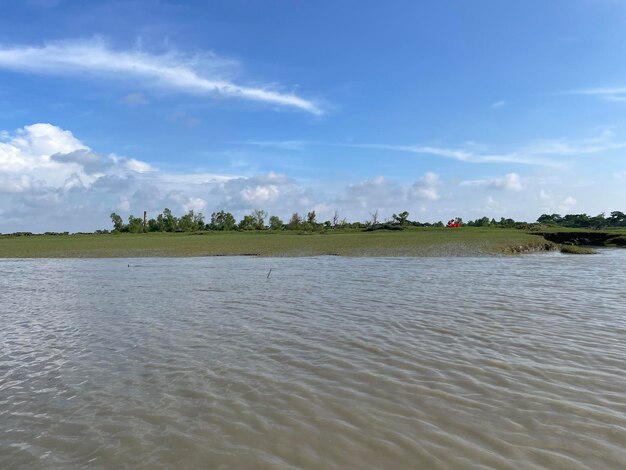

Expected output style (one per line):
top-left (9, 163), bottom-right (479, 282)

top-left (267, 268), bottom-right (272, 279)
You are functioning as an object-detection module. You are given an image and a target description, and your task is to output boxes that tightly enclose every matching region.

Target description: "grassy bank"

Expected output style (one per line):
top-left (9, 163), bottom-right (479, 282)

top-left (560, 245), bottom-right (596, 255)
top-left (0, 227), bottom-right (557, 258)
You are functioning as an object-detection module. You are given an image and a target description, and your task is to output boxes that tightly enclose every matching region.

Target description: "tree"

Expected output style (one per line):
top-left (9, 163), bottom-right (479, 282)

top-left (252, 209), bottom-right (267, 230)
top-left (392, 211), bottom-right (410, 227)
top-left (307, 211), bottom-right (317, 225)
top-left (157, 208), bottom-right (178, 232)
top-left (589, 213), bottom-right (607, 229)
top-left (332, 210), bottom-right (340, 228)
top-left (287, 212), bottom-right (303, 230)
top-left (269, 215), bottom-right (283, 230)
top-left (210, 211), bottom-right (236, 231)
top-left (499, 217), bottom-right (514, 228)
top-left (537, 214), bottom-right (562, 225)
top-left (127, 215), bottom-right (145, 233)
top-left (110, 212), bottom-right (125, 232)
top-left (369, 210), bottom-right (379, 226)
top-left (475, 216), bottom-right (490, 227)
top-left (609, 211), bottom-right (626, 227)
top-left (147, 218), bottom-right (160, 232)
top-left (193, 212), bottom-right (205, 230)
top-left (239, 214), bottom-right (256, 230)
top-left (178, 210), bottom-right (196, 232)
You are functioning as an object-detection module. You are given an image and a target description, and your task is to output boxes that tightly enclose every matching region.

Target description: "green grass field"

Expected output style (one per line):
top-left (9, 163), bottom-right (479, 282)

top-left (0, 227), bottom-right (556, 258)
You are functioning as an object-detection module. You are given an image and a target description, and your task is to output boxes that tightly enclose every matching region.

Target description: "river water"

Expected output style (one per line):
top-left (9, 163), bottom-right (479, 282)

top-left (1, 252), bottom-right (625, 469)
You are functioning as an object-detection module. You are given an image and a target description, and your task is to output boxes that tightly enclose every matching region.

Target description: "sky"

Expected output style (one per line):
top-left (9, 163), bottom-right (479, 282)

top-left (1, 0), bottom-right (626, 232)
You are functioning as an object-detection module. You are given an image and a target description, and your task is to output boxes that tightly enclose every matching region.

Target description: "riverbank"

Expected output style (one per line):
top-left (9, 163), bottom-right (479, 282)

top-left (0, 227), bottom-right (562, 258)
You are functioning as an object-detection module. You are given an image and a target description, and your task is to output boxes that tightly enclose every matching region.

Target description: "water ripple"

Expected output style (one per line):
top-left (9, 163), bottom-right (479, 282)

top-left (1, 252), bottom-right (626, 468)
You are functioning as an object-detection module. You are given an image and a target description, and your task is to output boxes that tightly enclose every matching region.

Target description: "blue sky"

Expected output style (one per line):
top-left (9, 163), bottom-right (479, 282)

top-left (1, 0), bottom-right (626, 231)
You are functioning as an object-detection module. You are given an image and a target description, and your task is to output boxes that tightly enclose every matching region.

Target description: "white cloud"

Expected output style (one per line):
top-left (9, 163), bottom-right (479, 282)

top-left (553, 196), bottom-right (578, 214)
top-left (240, 185), bottom-right (279, 203)
top-left (243, 131), bottom-right (626, 167)
top-left (563, 196), bottom-right (577, 206)
top-left (570, 86), bottom-right (626, 102)
top-left (124, 158), bottom-right (153, 173)
top-left (345, 143), bottom-right (546, 165)
top-left (183, 197), bottom-right (207, 213)
top-left (490, 100), bottom-right (506, 109)
top-left (0, 39), bottom-right (322, 114)
top-left (239, 140), bottom-right (309, 151)
top-left (335, 173), bottom-right (444, 221)
top-left (460, 172), bottom-right (523, 191)
top-left (411, 171), bottom-right (441, 201)
top-left (1, 123), bottom-right (624, 232)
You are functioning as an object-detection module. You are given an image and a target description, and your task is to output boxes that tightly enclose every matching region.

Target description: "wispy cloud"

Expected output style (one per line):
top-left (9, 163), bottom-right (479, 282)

top-left (121, 92), bottom-right (148, 106)
top-left (238, 140), bottom-right (310, 151)
top-left (568, 86), bottom-right (626, 102)
top-left (238, 131), bottom-right (626, 167)
top-left (0, 39), bottom-right (322, 114)
top-left (347, 143), bottom-right (549, 165)
top-left (490, 100), bottom-right (506, 109)
top-left (460, 172), bottom-right (523, 191)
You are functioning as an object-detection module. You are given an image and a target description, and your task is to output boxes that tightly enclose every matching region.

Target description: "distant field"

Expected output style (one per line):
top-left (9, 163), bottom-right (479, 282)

top-left (0, 227), bottom-right (555, 258)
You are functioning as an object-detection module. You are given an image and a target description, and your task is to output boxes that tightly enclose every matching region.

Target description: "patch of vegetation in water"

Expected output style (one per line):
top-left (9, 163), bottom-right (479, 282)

top-left (560, 245), bottom-right (596, 255)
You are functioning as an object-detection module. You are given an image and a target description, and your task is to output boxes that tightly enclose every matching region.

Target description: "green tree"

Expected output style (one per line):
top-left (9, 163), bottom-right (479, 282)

top-left (475, 216), bottom-right (490, 227)
top-left (392, 211), bottom-right (410, 227)
top-left (239, 214), bottom-right (256, 230)
top-left (157, 208), bottom-right (178, 232)
top-left (252, 209), bottom-right (267, 230)
top-left (110, 212), bottom-right (125, 232)
top-left (178, 210), bottom-right (196, 232)
top-left (269, 215), bottom-right (283, 230)
top-left (287, 212), bottom-right (303, 230)
top-left (609, 211), bottom-right (626, 227)
top-left (210, 211), bottom-right (236, 231)
top-left (307, 211), bottom-right (317, 225)
top-left (127, 215), bottom-right (145, 233)
top-left (537, 214), bottom-right (562, 225)
top-left (147, 218), bottom-right (160, 232)
top-left (193, 212), bottom-right (205, 230)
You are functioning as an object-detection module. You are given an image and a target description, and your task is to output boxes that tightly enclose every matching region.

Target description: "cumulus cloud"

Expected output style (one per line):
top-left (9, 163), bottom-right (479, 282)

top-left (0, 39), bottom-right (322, 114)
top-left (2, 123), bottom-right (623, 232)
top-left (460, 172), bottom-right (523, 191)
top-left (411, 171), bottom-right (441, 201)
top-left (0, 123), bottom-right (188, 231)
top-left (0, 124), bottom-right (332, 231)
top-left (335, 172), bottom-right (444, 220)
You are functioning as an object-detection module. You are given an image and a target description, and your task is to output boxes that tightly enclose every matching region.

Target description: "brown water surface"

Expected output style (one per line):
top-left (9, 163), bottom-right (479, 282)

top-left (1, 252), bottom-right (625, 469)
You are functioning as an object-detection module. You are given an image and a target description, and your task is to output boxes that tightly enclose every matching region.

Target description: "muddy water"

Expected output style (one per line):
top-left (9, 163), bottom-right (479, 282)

top-left (1, 252), bottom-right (625, 469)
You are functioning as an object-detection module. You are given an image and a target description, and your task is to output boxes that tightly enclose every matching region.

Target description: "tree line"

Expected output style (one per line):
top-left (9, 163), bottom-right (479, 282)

top-left (110, 208), bottom-right (439, 233)
top-left (109, 208), bottom-right (626, 233)
top-left (110, 208), bottom-right (341, 233)
top-left (536, 211), bottom-right (626, 229)
top-left (109, 208), bottom-right (588, 233)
